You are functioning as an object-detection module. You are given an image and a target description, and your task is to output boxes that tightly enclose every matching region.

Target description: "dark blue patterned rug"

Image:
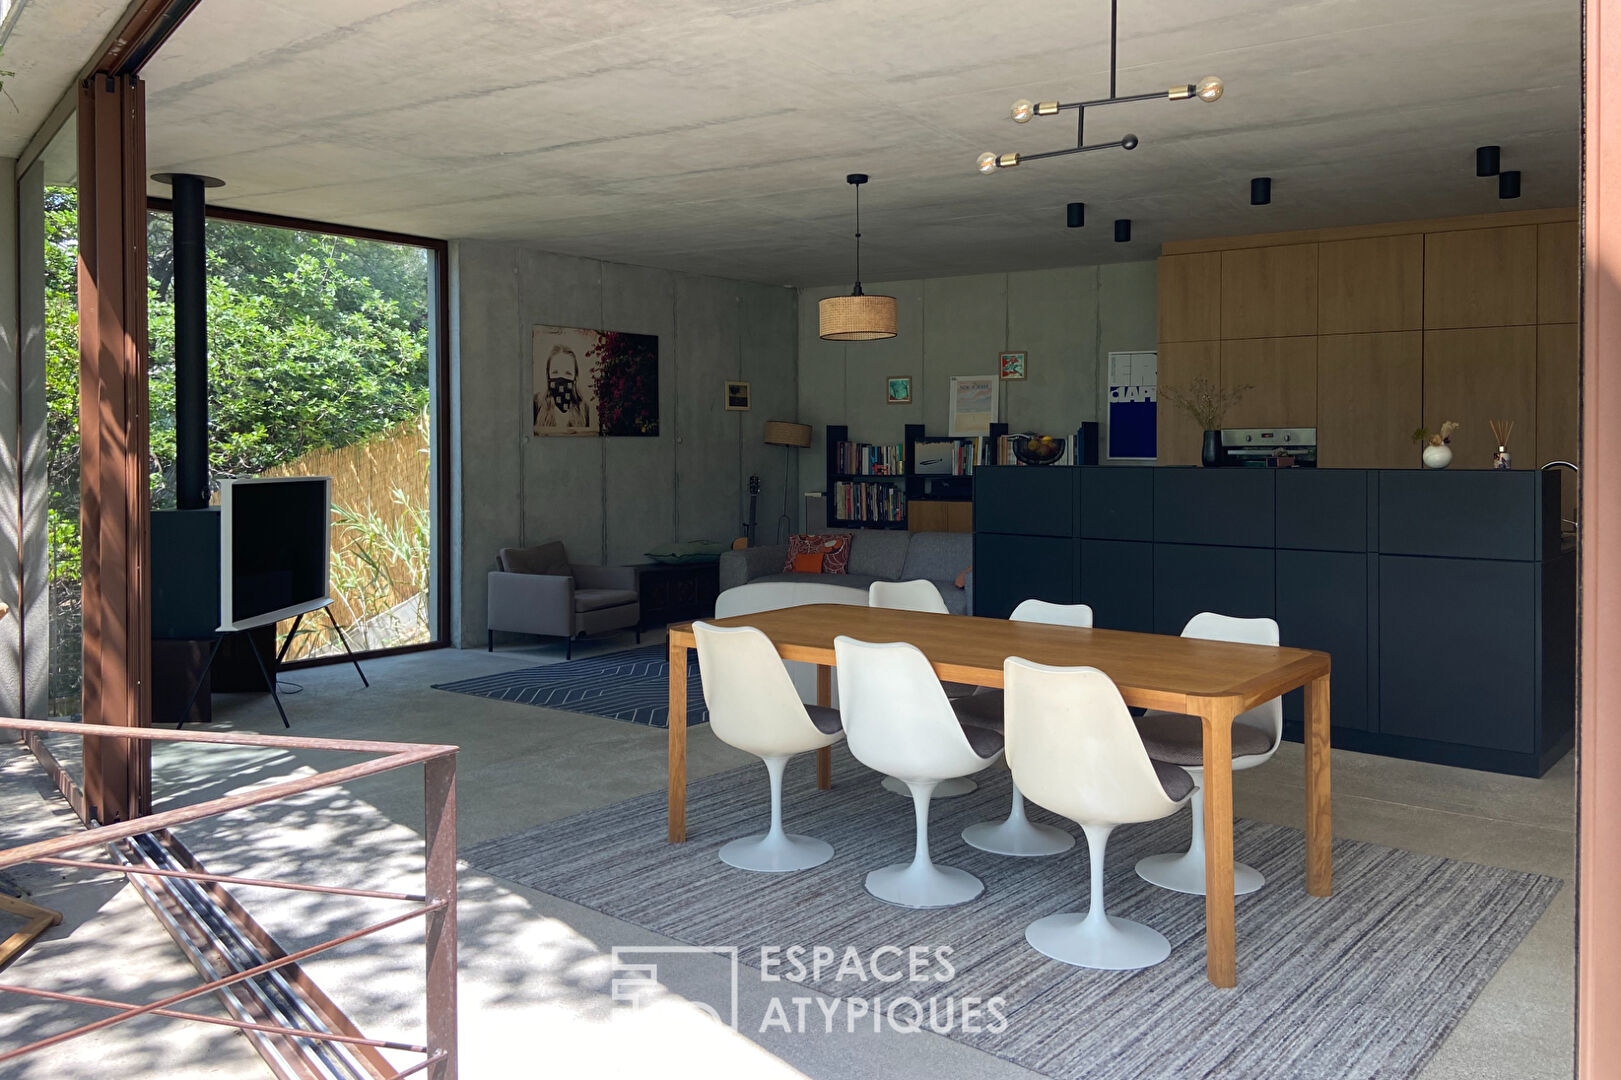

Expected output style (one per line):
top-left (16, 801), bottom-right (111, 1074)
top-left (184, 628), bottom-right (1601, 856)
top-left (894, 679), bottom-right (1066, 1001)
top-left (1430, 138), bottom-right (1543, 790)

top-left (431, 645), bottom-right (707, 728)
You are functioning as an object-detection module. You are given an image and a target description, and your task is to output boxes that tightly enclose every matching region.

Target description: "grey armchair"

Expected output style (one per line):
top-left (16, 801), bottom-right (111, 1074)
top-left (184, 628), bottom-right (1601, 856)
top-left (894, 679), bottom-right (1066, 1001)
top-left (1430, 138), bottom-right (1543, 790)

top-left (487, 541), bottom-right (640, 658)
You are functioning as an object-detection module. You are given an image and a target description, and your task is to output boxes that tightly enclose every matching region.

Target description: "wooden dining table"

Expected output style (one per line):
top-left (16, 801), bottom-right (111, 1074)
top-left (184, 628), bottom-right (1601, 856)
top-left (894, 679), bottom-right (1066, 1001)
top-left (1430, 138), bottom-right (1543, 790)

top-left (665, 604), bottom-right (1332, 988)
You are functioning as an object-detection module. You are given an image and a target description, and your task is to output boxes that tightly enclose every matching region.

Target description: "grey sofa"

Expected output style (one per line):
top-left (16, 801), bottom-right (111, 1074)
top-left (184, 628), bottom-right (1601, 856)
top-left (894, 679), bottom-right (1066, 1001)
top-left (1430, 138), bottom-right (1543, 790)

top-left (487, 541), bottom-right (640, 657)
top-left (718, 530), bottom-right (974, 614)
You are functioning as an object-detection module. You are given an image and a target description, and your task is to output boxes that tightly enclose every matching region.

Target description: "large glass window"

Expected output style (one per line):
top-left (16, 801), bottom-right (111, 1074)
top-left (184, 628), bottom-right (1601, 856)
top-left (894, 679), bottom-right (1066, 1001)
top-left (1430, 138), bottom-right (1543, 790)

top-left (40, 136), bottom-right (81, 719)
top-left (146, 212), bottom-right (437, 661)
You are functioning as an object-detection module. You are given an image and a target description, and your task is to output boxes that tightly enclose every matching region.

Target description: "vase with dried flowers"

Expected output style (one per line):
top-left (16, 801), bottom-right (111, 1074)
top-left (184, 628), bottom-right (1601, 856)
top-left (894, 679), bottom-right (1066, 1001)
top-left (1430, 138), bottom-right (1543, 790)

top-left (1413, 420), bottom-right (1460, 469)
top-left (1162, 377), bottom-right (1253, 466)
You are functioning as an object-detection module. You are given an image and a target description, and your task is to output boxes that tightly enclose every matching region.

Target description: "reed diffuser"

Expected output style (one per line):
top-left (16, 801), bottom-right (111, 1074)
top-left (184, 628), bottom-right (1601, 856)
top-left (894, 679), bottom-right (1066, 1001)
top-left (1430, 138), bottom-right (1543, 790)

top-left (1489, 419), bottom-right (1515, 470)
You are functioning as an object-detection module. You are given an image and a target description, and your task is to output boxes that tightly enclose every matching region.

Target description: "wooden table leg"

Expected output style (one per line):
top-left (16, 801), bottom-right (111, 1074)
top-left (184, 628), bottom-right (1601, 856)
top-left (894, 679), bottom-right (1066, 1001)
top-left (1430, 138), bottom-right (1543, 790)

top-left (667, 637), bottom-right (688, 843)
top-left (1304, 671), bottom-right (1333, 896)
top-left (816, 665), bottom-right (833, 790)
top-left (1199, 696), bottom-right (1239, 988)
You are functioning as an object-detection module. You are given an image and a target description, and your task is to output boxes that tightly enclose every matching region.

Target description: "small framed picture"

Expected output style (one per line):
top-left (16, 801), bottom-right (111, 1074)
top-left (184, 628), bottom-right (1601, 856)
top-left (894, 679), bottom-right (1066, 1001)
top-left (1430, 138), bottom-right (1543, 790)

top-left (886, 376), bottom-right (912, 405)
top-left (724, 380), bottom-right (751, 411)
top-left (999, 351), bottom-right (1028, 380)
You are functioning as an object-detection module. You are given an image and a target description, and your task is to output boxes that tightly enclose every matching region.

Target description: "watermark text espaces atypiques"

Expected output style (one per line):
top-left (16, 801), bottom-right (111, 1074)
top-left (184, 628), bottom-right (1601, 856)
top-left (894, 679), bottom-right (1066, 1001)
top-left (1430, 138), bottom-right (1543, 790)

top-left (756, 945), bottom-right (1008, 1036)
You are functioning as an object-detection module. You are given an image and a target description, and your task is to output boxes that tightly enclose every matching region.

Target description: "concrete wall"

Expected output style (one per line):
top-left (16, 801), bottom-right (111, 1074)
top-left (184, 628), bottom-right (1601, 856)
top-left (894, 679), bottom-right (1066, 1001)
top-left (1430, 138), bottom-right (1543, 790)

top-left (795, 261), bottom-right (1158, 493)
top-left (451, 240), bottom-right (797, 648)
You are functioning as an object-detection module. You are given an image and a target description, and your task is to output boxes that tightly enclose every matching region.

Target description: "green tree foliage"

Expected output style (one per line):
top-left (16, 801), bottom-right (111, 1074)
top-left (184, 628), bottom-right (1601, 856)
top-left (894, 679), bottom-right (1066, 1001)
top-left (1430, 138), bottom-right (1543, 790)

top-left (42, 189), bottom-right (432, 709)
top-left (146, 211), bottom-right (431, 506)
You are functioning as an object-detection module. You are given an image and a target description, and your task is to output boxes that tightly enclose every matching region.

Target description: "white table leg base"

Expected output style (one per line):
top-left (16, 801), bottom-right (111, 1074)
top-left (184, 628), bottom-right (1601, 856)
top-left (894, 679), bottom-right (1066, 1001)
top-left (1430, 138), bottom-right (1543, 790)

top-left (720, 833), bottom-right (834, 873)
top-left (1134, 850), bottom-right (1265, 896)
top-left (865, 861), bottom-right (983, 908)
top-left (882, 775), bottom-right (976, 798)
top-left (1025, 911), bottom-right (1171, 971)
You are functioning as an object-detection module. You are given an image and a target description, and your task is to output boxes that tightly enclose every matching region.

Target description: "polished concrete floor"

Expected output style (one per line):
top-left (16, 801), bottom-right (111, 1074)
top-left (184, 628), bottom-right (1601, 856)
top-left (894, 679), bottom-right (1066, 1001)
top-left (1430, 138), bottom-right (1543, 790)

top-left (0, 632), bottom-right (1576, 1079)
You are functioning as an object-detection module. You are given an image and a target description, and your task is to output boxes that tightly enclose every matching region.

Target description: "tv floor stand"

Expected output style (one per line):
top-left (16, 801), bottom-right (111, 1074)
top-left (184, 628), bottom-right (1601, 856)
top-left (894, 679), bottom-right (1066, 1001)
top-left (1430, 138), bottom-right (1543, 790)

top-left (174, 604), bottom-right (369, 728)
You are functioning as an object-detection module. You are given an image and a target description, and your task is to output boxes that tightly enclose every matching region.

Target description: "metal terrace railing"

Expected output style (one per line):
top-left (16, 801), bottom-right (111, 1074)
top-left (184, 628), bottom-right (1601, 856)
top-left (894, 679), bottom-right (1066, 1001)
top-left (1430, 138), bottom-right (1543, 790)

top-left (0, 719), bottom-right (458, 1080)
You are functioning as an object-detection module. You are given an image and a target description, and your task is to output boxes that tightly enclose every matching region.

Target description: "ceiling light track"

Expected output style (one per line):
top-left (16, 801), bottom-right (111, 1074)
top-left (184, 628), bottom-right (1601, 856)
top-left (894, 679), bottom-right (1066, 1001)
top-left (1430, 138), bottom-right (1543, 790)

top-left (977, 0), bottom-right (1222, 174)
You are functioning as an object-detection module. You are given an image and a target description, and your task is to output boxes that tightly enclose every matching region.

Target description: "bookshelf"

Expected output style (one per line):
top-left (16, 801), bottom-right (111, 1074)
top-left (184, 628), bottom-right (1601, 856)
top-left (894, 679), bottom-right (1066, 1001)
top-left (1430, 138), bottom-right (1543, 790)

top-left (824, 422), bottom-right (1009, 531)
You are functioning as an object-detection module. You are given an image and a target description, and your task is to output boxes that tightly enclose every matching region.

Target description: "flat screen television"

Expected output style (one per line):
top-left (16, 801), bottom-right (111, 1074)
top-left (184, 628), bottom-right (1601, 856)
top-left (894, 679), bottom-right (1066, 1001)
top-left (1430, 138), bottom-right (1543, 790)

top-left (219, 476), bottom-right (332, 632)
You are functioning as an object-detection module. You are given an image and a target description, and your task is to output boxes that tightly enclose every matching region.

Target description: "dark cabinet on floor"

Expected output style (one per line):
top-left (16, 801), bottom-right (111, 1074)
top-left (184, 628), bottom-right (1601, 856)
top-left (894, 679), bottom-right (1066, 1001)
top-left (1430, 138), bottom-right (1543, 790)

top-left (973, 533), bottom-right (1075, 619)
top-left (974, 465), bottom-right (1574, 776)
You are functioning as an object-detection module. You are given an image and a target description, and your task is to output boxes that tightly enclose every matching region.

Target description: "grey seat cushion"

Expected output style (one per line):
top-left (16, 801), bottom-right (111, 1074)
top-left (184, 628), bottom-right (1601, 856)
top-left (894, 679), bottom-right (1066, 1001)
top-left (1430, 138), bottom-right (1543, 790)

top-left (574, 587), bottom-right (639, 613)
top-left (951, 690), bottom-right (1004, 730)
top-left (1135, 711), bottom-right (1275, 766)
top-left (1153, 760), bottom-right (1196, 801)
top-left (805, 704), bottom-right (843, 735)
top-left (847, 531), bottom-right (912, 580)
top-left (959, 722), bottom-right (1004, 759)
top-left (902, 532), bottom-right (973, 583)
top-left (501, 540), bottom-right (570, 576)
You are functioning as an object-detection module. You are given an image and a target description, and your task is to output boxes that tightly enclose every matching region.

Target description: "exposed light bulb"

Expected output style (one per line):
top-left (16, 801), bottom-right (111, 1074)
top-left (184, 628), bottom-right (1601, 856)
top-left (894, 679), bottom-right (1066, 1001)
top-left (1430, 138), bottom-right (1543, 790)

top-left (977, 151), bottom-right (999, 175)
top-left (1121, 134), bottom-right (1139, 150)
top-left (1196, 75), bottom-right (1224, 102)
top-left (1011, 99), bottom-right (1035, 123)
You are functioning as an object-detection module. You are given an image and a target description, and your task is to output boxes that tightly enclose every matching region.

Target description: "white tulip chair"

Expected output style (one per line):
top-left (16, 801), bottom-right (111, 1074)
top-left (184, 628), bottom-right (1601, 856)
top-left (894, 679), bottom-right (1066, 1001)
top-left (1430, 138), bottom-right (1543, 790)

top-left (692, 621), bottom-right (844, 872)
top-left (835, 636), bottom-right (1004, 907)
top-left (958, 599), bottom-right (1094, 857)
top-left (1005, 658), bottom-right (1194, 970)
top-left (1133, 612), bottom-right (1284, 896)
top-left (867, 579), bottom-right (979, 798)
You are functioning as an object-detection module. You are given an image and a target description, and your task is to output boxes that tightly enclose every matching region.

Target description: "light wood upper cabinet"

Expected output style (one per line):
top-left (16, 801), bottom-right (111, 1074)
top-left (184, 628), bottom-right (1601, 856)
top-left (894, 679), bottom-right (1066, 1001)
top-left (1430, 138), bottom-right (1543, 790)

top-left (1317, 235), bottom-right (1423, 333)
top-left (1422, 326), bottom-right (1537, 468)
top-left (1219, 337), bottom-right (1318, 429)
top-left (1316, 332), bottom-right (1423, 469)
top-left (1423, 226), bottom-right (1537, 329)
top-left (1220, 244), bottom-right (1318, 339)
top-left (1537, 322), bottom-right (1580, 522)
top-left (1156, 340), bottom-right (1219, 465)
top-left (1538, 222), bottom-right (1579, 325)
top-left (1158, 253), bottom-right (1222, 343)
top-left (1537, 323), bottom-right (1580, 467)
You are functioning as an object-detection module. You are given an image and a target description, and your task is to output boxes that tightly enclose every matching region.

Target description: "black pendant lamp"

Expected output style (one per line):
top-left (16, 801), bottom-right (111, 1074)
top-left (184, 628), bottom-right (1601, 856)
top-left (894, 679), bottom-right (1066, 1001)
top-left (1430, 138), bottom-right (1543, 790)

top-left (819, 174), bottom-right (898, 341)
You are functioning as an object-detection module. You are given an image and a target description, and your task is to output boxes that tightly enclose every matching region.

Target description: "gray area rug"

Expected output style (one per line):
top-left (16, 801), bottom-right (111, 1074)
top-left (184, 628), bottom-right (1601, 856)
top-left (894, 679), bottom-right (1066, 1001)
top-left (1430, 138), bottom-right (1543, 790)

top-left (430, 644), bottom-right (707, 728)
top-left (467, 749), bottom-right (1561, 1080)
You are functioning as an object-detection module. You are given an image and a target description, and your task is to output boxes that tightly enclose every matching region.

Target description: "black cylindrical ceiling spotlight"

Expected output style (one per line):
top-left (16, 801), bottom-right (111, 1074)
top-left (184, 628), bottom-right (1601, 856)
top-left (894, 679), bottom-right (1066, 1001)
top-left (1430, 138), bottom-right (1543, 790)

top-left (1476, 145), bottom-right (1501, 177)
top-left (1067, 202), bottom-right (1085, 228)
top-left (1499, 170), bottom-right (1521, 199)
top-left (1251, 176), bottom-right (1272, 205)
top-left (1114, 219), bottom-right (1132, 243)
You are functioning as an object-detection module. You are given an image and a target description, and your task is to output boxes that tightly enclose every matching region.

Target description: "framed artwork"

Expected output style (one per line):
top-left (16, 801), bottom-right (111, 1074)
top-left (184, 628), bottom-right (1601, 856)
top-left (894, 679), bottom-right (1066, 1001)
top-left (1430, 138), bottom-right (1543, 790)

top-left (886, 376), bottom-right (912, 404)
top-left (999, 351), bottom-right (1028, 380)
top-left (533, 324), bottom-right (659, 437)
top-left (724, 380), bottom-right (752, 411)
top-left (948, 375), bottom-right (998, 436)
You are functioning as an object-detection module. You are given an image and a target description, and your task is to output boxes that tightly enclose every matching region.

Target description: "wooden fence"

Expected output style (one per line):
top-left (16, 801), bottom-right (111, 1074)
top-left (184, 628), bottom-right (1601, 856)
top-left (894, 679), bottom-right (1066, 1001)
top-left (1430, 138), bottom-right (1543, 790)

top-left (266, 412), bottom-right (430, 660)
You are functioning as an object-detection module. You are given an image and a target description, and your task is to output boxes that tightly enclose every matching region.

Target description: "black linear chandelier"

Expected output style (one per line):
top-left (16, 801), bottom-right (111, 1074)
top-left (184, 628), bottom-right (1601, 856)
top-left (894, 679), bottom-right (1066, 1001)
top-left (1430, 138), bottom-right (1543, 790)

top-left (977, 0), bottom-right (1223, 174)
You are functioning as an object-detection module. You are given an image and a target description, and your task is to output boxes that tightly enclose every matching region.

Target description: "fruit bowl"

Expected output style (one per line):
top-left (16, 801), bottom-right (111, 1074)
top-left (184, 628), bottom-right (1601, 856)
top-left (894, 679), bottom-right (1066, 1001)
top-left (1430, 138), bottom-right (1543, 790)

top-left (1013, 434), bottom-right (1065, 466)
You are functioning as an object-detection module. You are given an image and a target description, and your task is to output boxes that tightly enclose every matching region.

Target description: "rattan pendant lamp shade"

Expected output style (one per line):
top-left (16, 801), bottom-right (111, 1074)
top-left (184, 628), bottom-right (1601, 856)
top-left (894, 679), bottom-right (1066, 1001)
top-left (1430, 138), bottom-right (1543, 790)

top-left (819, 173), bottom-right (897, 341)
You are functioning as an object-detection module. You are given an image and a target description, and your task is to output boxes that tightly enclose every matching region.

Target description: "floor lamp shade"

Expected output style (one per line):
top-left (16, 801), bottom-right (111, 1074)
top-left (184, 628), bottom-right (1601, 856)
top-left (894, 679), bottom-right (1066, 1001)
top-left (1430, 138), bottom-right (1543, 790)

top-left (819, 293), bottom-right (898, 341)
top-left (763, 421), bottom-right (813, 448)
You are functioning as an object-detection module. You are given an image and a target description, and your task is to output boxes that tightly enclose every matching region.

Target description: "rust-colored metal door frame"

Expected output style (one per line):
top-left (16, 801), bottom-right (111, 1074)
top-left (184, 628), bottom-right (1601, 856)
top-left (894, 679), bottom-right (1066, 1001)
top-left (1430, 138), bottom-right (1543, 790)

top-left (1580, 2), bottom-right (1621, 1072)
top-left (74, 73), bottom-right (152, 824)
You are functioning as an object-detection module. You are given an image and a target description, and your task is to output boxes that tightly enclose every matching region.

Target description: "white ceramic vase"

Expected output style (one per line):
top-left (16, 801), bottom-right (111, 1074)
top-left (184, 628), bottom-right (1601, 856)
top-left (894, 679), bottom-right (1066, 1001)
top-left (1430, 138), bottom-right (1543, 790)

top-left (1422, 443), bottom-right (1453, 470)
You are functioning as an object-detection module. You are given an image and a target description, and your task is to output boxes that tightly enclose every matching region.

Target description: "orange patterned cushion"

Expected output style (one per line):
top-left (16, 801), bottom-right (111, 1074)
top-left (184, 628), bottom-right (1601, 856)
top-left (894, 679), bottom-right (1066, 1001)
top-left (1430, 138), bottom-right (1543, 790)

top-left (792, 551), bottom-right (825, 573)
top-left (784, 533), bottom-right (852, 575)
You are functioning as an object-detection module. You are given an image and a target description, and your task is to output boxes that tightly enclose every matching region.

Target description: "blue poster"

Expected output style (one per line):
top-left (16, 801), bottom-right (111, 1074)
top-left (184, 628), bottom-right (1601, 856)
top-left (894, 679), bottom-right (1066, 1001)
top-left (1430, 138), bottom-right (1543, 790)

top-left (1107, 352), bottom-right (1157, 460)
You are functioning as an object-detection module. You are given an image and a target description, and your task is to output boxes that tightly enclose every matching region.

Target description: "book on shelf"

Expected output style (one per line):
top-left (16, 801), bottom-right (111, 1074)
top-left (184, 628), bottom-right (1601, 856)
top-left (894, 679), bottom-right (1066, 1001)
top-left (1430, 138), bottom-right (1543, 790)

top-left (833, 439), bottom-right (905, 476)
top-left (914, 436), bottom-right (1001, 475)
top-left (832, 480), bottom-right (906, 525)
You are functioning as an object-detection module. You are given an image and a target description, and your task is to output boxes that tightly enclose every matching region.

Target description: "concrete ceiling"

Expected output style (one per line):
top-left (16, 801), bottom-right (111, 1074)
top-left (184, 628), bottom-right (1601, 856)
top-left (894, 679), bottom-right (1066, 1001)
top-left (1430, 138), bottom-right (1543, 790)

top-left (126, 0), bottom-right (1581, 285)
top-left (0, 0), bottom-right (138, 162)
